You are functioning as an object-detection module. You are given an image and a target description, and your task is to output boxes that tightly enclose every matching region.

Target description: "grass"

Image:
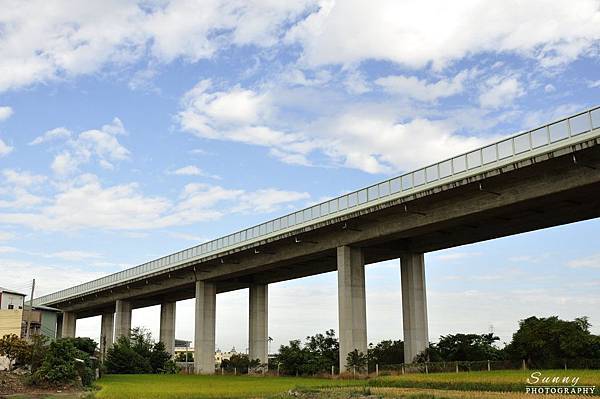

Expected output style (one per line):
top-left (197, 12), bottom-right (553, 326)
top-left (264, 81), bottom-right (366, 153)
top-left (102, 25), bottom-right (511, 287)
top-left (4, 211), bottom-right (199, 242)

top-left (370, 369), bottom-right (600, 393)
top-left (94, 374), bottom-right (363, 399)
top-left (92, 370), bottom-right (600, 399)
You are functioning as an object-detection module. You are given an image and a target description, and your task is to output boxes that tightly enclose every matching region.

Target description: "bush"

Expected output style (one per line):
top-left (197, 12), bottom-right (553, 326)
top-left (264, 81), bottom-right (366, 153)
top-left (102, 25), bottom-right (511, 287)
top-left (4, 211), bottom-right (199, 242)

top-left (33, 339), bottom-right (93, 386)
top-left (104, 328), bottom-right (177, 374)
top-left (18, 334), bottom-right (48, 372)
top-left (105, 336), bottom-right (151, 374)
top-left (64, 337), bottom-right (97, 356)
top-left (0, 334), bottom-right (28, 371)
top-left (346, 349), bottom-right (368, 373)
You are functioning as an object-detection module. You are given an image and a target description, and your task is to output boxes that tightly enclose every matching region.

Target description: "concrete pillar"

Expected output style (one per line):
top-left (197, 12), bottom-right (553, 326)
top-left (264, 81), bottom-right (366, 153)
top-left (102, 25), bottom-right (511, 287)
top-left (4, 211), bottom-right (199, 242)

top-left (248, 284), bottom-right (268, 365)
top-left (400, 253), bottom-right (429, 363)
top-left (114, 300), bottom-right (132, 339)
top-left (337, 246), bottom-right (367, 372)
top-left (160, 302), bottom-right (176, 355)
top-left (100, 312), bottom-right (114, 361)
top-left (194, 281), bottom-right (216, 374)
top-left (62, 312), bottom-right (76, 338)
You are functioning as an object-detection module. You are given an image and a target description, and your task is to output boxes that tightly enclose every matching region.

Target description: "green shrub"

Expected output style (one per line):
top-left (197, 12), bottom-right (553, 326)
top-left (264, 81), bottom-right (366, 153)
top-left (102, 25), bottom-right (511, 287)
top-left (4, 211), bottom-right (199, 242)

top-left (31, 338), bottom-right (97, 387)
top-left (34, 339), bottom-right (79, 385)
top-left (105, 328), bottom-right (177, 374)
top-left (105, 336), bottom-right (152, 374)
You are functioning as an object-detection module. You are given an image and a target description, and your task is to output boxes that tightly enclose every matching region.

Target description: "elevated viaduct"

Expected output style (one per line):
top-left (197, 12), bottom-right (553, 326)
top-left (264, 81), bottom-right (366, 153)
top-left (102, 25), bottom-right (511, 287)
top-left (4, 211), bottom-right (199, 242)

top-left (33, 106), bottom-right (600, 372)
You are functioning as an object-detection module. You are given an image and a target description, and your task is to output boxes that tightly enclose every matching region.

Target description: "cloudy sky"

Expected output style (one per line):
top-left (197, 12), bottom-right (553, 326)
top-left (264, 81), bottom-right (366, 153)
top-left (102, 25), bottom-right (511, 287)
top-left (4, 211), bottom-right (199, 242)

top-left (1, 0), bottom-right (599, 351)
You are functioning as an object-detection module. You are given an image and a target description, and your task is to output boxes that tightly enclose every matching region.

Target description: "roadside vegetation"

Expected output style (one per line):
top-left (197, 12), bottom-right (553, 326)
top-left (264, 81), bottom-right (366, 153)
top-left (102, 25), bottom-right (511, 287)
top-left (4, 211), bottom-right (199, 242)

top-left (270, 315), bottom-right (600, 376)
top-left (93, 370), bottom-right (600, 399)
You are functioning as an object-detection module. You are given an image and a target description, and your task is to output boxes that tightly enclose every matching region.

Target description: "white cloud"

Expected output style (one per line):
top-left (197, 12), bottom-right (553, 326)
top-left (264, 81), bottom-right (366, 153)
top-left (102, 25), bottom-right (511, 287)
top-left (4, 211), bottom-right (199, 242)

top-left (0, 232), bottom-right (15, 241)
top-left (375, 70), bottom-right (470, 102)
top-left (0, 139), bottom-right (13, 157)
top-left (436, 251), bottom-right (482, 262)
top-left (2, 169), bottom-right (46, 187)
top-left (479, 76), bottom-right (525, 108)
top-left (567, 254), bottom-right (600, 269)
top-left (0, 106), bottom-right (13, 121)
top-left (179, 80), bottom-right (315, 166)
top-left (51, 152), bottom-right (78, 175)
top-left (544, 84), bottom-right (556, 93)
top-left (169, 165), bottom-right (221, 179)
top-left (0, 0), bottom-right (315, 92)
top-left (0, 246), bottom-right (18, 254)
top-left (1, 1), bottom-right (596, 93)
top-left (0, 170), bottom-right (46, 209)
top-left (232, 188), bottom-right (310, 213)
top-left (168, 232), bottom-right (206, 242)
top-left (170, 165), bottom-right (218, 178)
top-left (343, 70), bottom-right (370, 94)
top-left (179, 80), bottom-right (496, 173)
top-left (589, 80), bottom-right (600, 88)
top-left (0, 175), bottom-right (309, 231)
top-left (49, 118), bottom-right (129, 175)
top-left (29, 127), bottom-right (72, 145)
top-left (0, 259), bottom-right (105, 298)
top-left (287, 0), bottom-right (600, 69)
top-left (43, 250), bottom-right (101, 261)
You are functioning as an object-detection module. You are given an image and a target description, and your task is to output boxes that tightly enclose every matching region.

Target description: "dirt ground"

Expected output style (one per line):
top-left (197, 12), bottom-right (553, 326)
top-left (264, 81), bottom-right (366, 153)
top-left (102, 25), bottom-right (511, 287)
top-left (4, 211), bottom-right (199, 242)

top-left (0, 371), bottom-right (86, 398)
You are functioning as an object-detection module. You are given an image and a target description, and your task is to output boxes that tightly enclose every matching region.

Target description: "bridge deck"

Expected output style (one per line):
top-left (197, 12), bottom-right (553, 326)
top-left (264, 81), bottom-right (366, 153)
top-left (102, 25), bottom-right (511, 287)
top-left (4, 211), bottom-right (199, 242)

top-left (33, 106), bottom-right (600, 309)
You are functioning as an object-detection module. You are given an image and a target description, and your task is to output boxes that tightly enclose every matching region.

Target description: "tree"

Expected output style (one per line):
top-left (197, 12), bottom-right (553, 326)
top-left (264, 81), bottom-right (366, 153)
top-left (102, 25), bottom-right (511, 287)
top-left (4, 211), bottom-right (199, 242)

top-left (368, 340), bottom-right (404, 366)
top-left (505, 316), bottom-right (595, 368)
top-left (32, 339), bottom-right (93, 386)
top-left (304, 329), bottom-right (339, 374)
top-left (64, 337), bottom-right (97, 356)
top-left (104, 329), bottom-right (177, 374)
top-left (221, 353), bottom-right (259, 374)
top-left (150, 341), bottom-right (177, 374)
top-left (17, 334), bottom-right (48, 372)
top-left (175, 351), bottom-right (193, 362)
top-left (276, 340), bottom-right (307, 375)
top-left (0, 334), bottom-right (28, 371)
top-left (436, 333), bottom-right (502, 361)
top-left (345, 349), bottom-right (368, 373)
top-left (104, 336), bottom-right (152, 374)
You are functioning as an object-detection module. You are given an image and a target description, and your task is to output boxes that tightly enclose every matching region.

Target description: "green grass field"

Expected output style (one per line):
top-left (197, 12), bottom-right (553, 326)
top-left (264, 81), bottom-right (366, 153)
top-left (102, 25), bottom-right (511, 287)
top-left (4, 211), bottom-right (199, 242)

top-left (371, 369), bottom-right (600, 393)
top-left (92, 370), bottom-right (600, 399)
top-left (94, 374), bottom-right (363, 399)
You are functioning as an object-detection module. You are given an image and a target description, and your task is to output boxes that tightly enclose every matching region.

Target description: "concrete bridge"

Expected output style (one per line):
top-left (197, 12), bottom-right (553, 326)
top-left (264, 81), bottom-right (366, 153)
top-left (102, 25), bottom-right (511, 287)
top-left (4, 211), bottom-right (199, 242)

top-left (33, 106), bottom-right (600, 373)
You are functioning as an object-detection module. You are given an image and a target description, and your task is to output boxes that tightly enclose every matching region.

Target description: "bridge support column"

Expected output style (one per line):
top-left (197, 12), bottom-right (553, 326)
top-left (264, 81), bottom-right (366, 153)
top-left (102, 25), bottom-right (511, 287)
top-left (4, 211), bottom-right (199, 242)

top-left (337, 245), bottom-right (367, 372)
top-left (400, 253), bottom-right (429, 363)
top-left (114, 300), bottom-right (132, 339)
top-left (194, 281), bottom-right (216, 374)
top-left (62, 312), bottom-right (76, 338)
top-left (160, 302), bottom-right (176, 355)
top-left (249, 284), bottom-right (268, 366)
top-left (100, 312), bottom-right (114, 361)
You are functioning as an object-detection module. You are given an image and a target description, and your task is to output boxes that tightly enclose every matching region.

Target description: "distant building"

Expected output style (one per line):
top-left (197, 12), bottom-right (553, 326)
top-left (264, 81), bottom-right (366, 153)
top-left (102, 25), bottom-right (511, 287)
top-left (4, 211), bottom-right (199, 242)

top-left (173, 343), bottom-right (240, 366)
top-left (0, 287), bottom-right (26, 370)
top-left (0, 287), bottom-right (25, 335)
top-left (21, 304), bottom-right (61, 340)
top-left (215, 347), bottom-right (238, 366)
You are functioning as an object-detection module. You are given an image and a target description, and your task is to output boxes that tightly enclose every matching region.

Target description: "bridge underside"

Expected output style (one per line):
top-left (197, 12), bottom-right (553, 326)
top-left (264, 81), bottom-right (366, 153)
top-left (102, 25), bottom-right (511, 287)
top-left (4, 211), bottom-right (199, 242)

top-left (65, 140), bottom-right (600, 318)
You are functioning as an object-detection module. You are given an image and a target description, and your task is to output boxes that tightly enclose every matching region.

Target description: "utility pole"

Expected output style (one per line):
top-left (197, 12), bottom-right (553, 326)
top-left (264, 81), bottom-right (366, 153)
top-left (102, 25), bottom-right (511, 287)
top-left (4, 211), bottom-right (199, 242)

top-left (25, 279), bottom-right (35, 339)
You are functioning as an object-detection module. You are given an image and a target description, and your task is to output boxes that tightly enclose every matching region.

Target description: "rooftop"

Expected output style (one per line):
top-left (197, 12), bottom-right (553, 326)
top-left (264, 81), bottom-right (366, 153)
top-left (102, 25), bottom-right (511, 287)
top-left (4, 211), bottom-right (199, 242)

top-left (0, 286), bottom-right (26, 297)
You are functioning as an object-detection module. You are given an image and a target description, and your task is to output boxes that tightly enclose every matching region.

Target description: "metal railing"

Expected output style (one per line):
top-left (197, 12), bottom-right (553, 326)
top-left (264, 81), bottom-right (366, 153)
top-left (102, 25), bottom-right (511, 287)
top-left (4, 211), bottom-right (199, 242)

top-left (33, 106), bottom-right (600, 306)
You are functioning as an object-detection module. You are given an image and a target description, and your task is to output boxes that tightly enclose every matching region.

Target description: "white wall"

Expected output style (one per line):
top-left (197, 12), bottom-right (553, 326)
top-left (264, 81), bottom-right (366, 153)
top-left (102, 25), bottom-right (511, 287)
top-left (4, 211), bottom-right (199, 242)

top-left (0, 292), bottom-right (25, 310)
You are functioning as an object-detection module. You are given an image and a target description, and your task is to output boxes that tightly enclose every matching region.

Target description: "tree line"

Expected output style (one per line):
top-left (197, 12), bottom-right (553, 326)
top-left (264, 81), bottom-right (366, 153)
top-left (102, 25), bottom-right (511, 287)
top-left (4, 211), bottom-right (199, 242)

top-left (271, 316), bottom-right (600, 375)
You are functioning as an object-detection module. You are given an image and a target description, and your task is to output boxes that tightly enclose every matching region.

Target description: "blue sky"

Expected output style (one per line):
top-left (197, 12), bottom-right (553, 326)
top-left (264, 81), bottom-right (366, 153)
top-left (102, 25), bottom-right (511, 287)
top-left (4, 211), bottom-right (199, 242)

top-left (0, 0), bottom-right (599, 351)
